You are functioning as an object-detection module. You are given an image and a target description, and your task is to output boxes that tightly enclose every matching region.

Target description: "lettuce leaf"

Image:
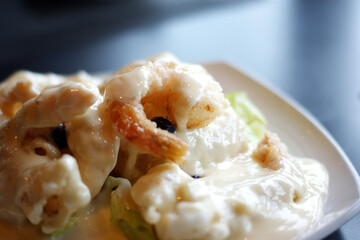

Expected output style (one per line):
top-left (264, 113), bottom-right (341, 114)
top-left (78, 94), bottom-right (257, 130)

top-left (109, 177), bottom-right (157, 240)
top-left (50, 217), bottom-right (78, 238)
top-left (226, 92), bottom-right (266, 142)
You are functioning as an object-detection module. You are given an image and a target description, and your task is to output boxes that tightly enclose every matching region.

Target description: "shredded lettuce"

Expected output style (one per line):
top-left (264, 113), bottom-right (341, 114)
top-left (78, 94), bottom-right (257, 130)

top-left (226, 92), bottom-right (266, 142)
top-left (50, 217), bottom-right (78, 238)
top-left (109, 177), bottom-right (157, 240)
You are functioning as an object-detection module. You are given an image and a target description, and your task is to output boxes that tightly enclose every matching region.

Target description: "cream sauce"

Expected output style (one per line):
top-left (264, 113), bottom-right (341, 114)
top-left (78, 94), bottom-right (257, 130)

top-left (67, 101), bottom-right (120, 197)
top-left (176, 106), bottom-right (247, 176)
top-left (131, 149), bottom-right (328, 240)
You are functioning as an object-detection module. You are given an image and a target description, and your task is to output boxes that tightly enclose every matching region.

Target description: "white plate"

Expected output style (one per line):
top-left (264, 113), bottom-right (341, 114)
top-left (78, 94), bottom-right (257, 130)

top-left (203, 62), bottom-right (360, 240)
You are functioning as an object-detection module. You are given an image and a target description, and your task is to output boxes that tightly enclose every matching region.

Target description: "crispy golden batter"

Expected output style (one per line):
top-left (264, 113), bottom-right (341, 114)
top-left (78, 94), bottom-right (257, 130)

top-left (110, 102), bottom-right (187, 163)
top-left (252, 132), bottom-right (289, 170)
top-left (106, 54), bottom-right (227, 165)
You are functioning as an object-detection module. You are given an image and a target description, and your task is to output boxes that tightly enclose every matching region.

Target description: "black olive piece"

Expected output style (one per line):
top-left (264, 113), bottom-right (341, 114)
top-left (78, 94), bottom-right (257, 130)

top-left (191, 175), bottom-right (201, 179)
top-left (51, 123), bottom-right (68, 150)
top-left (151, 117), bottom-right (176, 133)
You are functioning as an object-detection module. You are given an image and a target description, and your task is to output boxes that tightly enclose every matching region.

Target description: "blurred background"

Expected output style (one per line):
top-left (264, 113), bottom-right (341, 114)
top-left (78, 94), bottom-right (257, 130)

top-left (1, 0), bottom-right (360, 239)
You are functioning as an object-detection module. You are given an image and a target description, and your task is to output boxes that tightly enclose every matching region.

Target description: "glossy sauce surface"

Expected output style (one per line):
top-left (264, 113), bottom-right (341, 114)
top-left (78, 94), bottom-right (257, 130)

top-left (0, 55), bottom-right (329, 240)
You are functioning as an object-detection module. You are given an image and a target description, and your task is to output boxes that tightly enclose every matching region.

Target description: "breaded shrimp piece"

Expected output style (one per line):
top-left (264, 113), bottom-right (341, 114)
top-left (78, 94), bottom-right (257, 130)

top-left (0, 71), bottom-right (67, 119)
top-left (0, 83), bottom-right (96, 233)
top-left (16, 83), bottom-right (97, 134)
top-left (105, 53), bottom-right (227, 163)
top-left (0, 70), bottom-right (104, 120)
top-left (0, 70), bottom-right (118, 198)
top-left (110, 102), bottom-right (187, 163)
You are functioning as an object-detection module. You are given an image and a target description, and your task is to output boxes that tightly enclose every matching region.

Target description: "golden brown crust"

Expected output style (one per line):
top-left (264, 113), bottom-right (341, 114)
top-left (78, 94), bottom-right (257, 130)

top-left (110, 102), bottom-right (188, 164)
top-left (252, 132), bottom-right (289, 170)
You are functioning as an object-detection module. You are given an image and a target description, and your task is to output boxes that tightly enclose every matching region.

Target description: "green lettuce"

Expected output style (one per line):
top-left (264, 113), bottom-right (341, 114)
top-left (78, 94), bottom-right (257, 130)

top-left (226, 92), bottom-right (266, 142)
top-left (50, 217), bottom-right (78, 238)
top-left (109, 177), bottom-right (157, 240)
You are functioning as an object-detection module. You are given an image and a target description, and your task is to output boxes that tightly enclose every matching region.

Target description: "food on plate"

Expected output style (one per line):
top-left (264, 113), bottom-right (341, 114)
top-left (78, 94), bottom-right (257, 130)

top-left (0, 53), bottom-right (328, 239)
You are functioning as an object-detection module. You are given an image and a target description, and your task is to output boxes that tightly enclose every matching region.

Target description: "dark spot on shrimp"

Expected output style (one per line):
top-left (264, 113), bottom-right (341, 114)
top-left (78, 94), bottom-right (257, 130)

top-left (151, 117), bottom-right (176, 133)
top-left (205, 104), bottom-right (211, 111)
top-left (51, 123), bottom-right (68, 150)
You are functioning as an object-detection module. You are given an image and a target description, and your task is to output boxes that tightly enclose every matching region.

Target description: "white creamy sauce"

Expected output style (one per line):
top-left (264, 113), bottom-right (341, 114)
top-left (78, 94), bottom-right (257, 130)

top-left (67, 100), bottom-right (120, 197)
top-left (130, 146), bottom-right (328, 240)
top-left (176, 106), bottom-right (247, 176)
top-left (0, 53), bottom-right (329, 240)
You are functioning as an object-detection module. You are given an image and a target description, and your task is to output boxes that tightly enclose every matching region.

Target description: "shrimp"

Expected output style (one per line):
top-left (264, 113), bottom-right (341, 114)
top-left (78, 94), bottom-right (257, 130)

top-left (0, 70), bottom-right (103, 120)
top-left (110, 102), bottom-right (187, 163)
top-left (16, 83), bottom-right (97, 134)
top-left (0, 71), bottom-right (63, 119)
top-left (0, 83), bottom-right (96, 232)
top-left (105, 53), bottom-right (227, 163)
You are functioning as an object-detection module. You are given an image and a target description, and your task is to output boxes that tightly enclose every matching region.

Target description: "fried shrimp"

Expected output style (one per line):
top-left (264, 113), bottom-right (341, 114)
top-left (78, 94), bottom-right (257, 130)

top-left (0, 71), bottom-right (66, 120)
top-left (105, 53), bottom-right (227, 163)
top-left (0, 70), bottom-right (104, 122)
top-left (0, 83), bottom-right (96, 233)
top-left (110, 102), bottom-right (187, 163)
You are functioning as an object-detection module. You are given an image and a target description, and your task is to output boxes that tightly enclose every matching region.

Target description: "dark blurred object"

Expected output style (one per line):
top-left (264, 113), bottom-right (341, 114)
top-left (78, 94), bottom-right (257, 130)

top-left (24, 0), bottom-right (125, 5)
top-left (0, 0), bottom-right (240, 79)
